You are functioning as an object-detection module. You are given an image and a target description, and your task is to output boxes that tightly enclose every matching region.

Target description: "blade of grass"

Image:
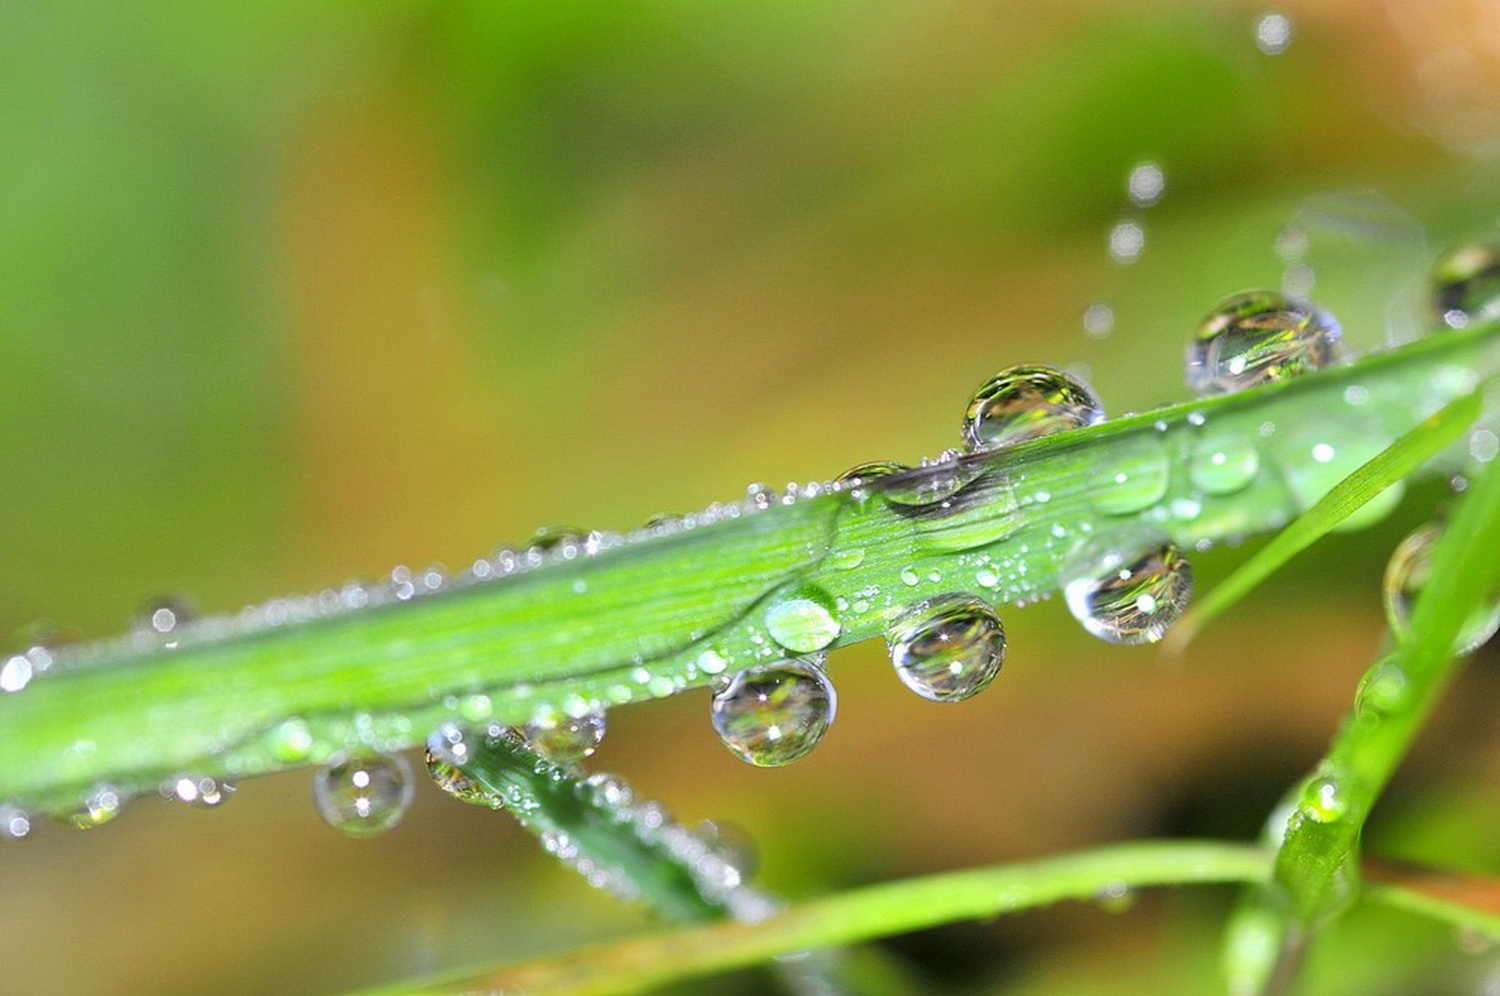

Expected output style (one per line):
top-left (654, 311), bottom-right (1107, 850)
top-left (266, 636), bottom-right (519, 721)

top-left (1168, 387), bottom-right (1484, 649)
top-left (359, 840), bottom-right (1274, 996)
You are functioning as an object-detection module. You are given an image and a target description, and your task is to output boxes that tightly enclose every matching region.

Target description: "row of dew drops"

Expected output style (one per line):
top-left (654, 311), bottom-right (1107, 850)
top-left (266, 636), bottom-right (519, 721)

top-left (3, 241), bottom-right (1500, 842)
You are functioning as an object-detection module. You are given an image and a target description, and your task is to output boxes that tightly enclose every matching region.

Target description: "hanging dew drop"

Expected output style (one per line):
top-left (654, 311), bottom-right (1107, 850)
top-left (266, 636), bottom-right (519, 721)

top-left (164, 774), bottom-right (233, 808)
top-left (425, 727), bottom-right (495, 807)
top-left (1429, 240), bottom-right (1500, 330)
top-left (523, 710), bottom-right (606, 766)
top-left (66, 784), bottom-right (123, 830)
top-left (0, 805), bottom-right (31, 840)
top-left (710, 659), bottom-right (836, 767)
top-left (885, 593), bottom-right (1006, 703)
top-left (1062, 537), bottom-right (1192, 645)
top-left (962, 366), bottom-right (1103, 452)
top-left (1300, 776), bottom-right (1348, 823)
top-left (1384, 523), bottom-right (1500, 654)
top-left (1186, 290), bottom-right (1342, 396)
top-left (763, 585), bottom-right (841, 654)
top-left (313, 752), bottom-right (414, 837)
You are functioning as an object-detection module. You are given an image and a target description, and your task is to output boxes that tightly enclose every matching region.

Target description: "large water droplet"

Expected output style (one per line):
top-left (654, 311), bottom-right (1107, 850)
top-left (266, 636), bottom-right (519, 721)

top-left (885, 593), bottom-right (1006, 702)
top-left (1384, 522), bottom-right (1500, 654)
top-left (962, 366), bottom-right (1104, 452)
top-left (1090, 437), bottom-right (1170, 515)
top-left (1062, 538), bottom-right (1192, 645)
top-left (524, 710), bottom-right (606, 766)
top-left (1430, 240), bottom-right (1500, 330)
top-left (1188, 429), bottom-right (1261, 494)
top-left (711, 659), bottom-right (835, 767)
top-left (313, 752), bottom-right (414, 837)
top-left (1186, 290), bottom-right (1342, 395)
top-left (763, 585), bottom-right (841, 654)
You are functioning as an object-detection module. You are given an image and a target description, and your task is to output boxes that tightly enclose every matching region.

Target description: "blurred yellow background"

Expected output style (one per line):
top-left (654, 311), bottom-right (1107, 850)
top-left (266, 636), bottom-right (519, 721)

top-left (5, 2), bottom-right (1500, 992)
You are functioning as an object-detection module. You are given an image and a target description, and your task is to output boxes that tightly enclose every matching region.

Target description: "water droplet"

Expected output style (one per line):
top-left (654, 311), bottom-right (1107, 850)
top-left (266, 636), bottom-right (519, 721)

top-left (1082, 302), bottom-right (1115, 339)
top-left (164, 774), bottom-right (233, 808)
top-left (1384, 522), bottom-right (1500, 654)
top-left (962, 366), bottom-right (1104, 452)
top-left (885, 593), bottom-right (1006, 702)
top-left (0, 805), bottom-right (31, 840)
top-left (136, 596), bottom-right (196, 644)
top-left (1126, 162), bottom-right (1165, 208)
top-left (1430, 240), bottom-right (1500, 330)
top-left (0, 654), bottom-right (33, 693)
top-left (1062, 538), bottom-right (1193, 645)
top-left (532, 525), bottom-right (586, 553)
top-left (313, 752), bottom-right (414, 837)
top-left (1107, 220), bottom-right (1146, 264)
top-left (763, 585), bottom-right (841, 654)
top-left (1300, 776), bottom-right (1347, 823)
top-left (1188, 430), bottom-right (1261, 494)
top-left (711, 659), bottom-right (836, 767)
top-left (1090, 437), bottom-right (1170, 515)
top-left (267, 717), bottom-right (315, 762)
top-left (425, 729), bottom-right (494, 807)
top-left (1356, 660), bottom-right (1410, 716)
top-left (1254, 12), bottom-right (1292, 55)
top-left (67, 784), bottom-right (123, 830)
top-left (693, 819), bottom-right (759, 883)
top-left (1186, 290), bottom-right (1342, 396)
top-left (523, 710), bottom-right (606, 766)
top-left (1095, 881), bottom-right (1137, 913)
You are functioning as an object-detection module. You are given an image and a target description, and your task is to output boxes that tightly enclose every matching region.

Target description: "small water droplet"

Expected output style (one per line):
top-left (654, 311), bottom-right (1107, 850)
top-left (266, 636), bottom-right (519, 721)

top-left (1384, 522), bottom-right (1500, 654)
top-left (1186, 290), bottom-right (1342, 396)
top-left (0, 805), bottom-right (33, 840)
top-left (834, 461), bottom-right (909, 502)
top-left (136, 596), bottom-right (196, 646)
top-left (1430, 240), bottom-right (1500, 330)
top-left (1062, 538), bottom-right (1193, 645)
top-left (711, 659), bottom-right (836, 767)
top-left (1108, 220), bottom-right (1146, 264)
top-left (313, 752), bottom-right (414, 837)
top-left (1095, 881), bottom-right (1137, 913)
top-left (67, 784), bottom-right (123, 830)
top-left (1126, 162), bottom-right (1165, 208)
top-left (962, 366), bottom-right (1104, 452)
top-left (886, 593), bottom-right (1006, 702)
top-left (524, 710), bottom-right (606, 766)
top-left (693, 819), bottom-right (759, 884)
top-left (1300, 776), bottom-right (1347, 823)
top-left (1188, 430), bottom-right (1260, 494)
top-left (1356, 660), bottom-right (1410, 715)
top-left (763, 585), bottom-right (842, 654)
top-left (532, 525), bottom-right (586, 553)
top-left (425, 728), bottom-right (494, 807)
top-left (1090, 437), bottom-right (1170, 515)
top-left (1254, 12), bottom-right (1293, 55)
top-left (900, 567), bottom-right (920, 586)
top-left (164, 774), bottom-right (233, 808)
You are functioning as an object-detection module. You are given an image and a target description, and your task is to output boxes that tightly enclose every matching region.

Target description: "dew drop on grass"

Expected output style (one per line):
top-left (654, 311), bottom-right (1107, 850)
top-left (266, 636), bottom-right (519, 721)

top-left (0, 805), bottom-right (32, 840)
top-left (763, 585), bottom-right (841, 654)
top-left (1188, 429), bottom-right (1261, 494)
top-left (962, 366), bottom-right (1104, 452)
top-left (135, 596), bottom-right (196, 644)
top-left (267, 717), bottom-right (315, 762)
top-left (1090, 437), bottom-right (1170, 515)
top-left (523, 710), bottom-right (606, 766)
top-left (67, 784), bottom-right (123, 830)
top-left (1430, 240), bottom-right (1500, 330)
top-left (711, 659), bottom-right (835, 767)
top-left (693, 819), bottom-right (759, 886)
top-left (1383, 522), bottom-right (1500, 654)
top-left (1356, 661), bottom-right (1410, 716)
top-left (313, 752), bottom-right (414, 837)
top-left (885, 593), bottom-right (1006, 702)
top-left (1186, 290), bottom-right (1342, 396)
top-left (164, 774), bottom-right (233, 808)
top-left (1062, 538), bottom-right (1192, 645)
top-left (1095, 881), bottom-right (1137, 913)
top-left (425, 728), bottom-right (494, 807)
top-left (1300, 776), bottom-right (1347, 823)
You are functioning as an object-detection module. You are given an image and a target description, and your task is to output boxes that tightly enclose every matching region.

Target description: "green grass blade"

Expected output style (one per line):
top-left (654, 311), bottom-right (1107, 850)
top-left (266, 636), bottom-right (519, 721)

top-left (1169, 388), bottom-right (1484, 648)
top-left (3, 322), bottom-right (1498, 818)
top-left (358, 840), bottom-right (1273, 996)
top-left (1272, 454), bottom-right (1500, 924)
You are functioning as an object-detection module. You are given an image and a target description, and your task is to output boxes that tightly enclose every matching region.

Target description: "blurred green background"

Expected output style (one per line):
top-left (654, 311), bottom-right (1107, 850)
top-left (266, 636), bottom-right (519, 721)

top-left (5, 2), bottom-right (1500, 993)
